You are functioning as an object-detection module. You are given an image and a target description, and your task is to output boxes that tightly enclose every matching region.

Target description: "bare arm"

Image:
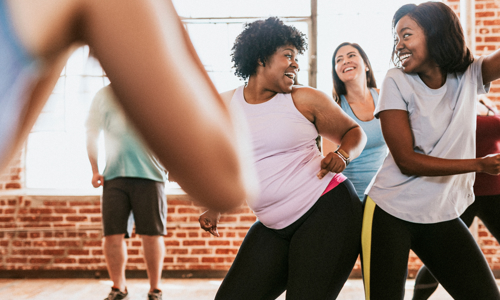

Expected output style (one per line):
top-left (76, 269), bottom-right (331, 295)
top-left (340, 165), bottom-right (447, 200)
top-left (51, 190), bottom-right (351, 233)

top-left (379, 109), bottom-right (500, 176)
top-left (293, 87), bottom-right (367, 178)
top-left (86, 130), bottom-right (103, 188)
top-left (482, 48), bottom-right (500, 85)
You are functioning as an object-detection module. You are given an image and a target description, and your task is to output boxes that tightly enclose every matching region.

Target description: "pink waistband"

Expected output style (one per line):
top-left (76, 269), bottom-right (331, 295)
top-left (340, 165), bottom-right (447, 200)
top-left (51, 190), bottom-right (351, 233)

top-left (321, 173), bottom-right (347, 196)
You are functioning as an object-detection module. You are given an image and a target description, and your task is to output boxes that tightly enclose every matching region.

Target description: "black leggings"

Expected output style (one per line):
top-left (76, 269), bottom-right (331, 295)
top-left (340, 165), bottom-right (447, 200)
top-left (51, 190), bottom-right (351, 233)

top-left (362, 196), bottom-right (500, 300)
top-left (412, 194), bottom-right (500, 300)
top-left (215, 180), bottom-right (363, 300)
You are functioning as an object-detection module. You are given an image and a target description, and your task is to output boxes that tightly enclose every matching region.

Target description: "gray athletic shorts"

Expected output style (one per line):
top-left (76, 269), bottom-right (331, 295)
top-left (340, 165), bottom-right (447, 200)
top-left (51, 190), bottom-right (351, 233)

top-left (102, 177), bottom-right (167, 238)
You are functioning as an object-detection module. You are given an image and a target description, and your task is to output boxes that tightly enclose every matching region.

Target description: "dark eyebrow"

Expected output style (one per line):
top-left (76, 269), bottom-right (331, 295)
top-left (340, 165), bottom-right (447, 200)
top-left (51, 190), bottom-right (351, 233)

top-left (398, 27), bottom-right (412, 34)
top-left (336, 51), bottom-right (356, 60)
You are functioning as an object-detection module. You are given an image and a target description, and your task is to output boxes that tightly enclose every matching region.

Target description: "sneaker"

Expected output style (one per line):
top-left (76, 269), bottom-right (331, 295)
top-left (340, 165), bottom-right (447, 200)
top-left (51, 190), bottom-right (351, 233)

top-left (148, 289), bottom-right (162, 300)
top-left (104, 287), bottom-right (128, 300)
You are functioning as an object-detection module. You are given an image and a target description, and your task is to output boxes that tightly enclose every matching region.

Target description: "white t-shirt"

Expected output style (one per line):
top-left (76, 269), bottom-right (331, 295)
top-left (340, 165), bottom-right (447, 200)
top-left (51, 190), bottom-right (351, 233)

top-left (367, 57), bottom-right (490, 223)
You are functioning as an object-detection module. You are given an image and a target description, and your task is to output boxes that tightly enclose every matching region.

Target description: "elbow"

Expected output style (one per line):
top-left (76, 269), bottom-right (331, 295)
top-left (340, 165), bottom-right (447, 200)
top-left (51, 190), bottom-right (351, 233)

top-left (395, 159), bottom-right (419, 176)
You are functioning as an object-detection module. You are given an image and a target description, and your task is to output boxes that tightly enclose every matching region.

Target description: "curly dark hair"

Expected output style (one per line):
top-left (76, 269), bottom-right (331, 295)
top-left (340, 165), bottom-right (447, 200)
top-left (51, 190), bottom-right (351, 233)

top-left (391, 1), bottom-right (473, 73)
top-left (231, 17), bottom-right (307, 80)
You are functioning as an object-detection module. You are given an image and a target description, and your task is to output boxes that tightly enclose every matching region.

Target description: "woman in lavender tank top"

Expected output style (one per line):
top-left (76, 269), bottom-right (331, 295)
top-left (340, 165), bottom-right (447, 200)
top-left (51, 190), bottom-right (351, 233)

top-left (199, 17), bottom-right (367, 300)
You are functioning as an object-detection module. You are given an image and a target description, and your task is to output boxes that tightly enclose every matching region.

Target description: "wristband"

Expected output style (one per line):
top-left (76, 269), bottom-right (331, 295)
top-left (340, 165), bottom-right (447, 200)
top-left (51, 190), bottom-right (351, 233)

top-left (334, 148), bottom-right (350, 166)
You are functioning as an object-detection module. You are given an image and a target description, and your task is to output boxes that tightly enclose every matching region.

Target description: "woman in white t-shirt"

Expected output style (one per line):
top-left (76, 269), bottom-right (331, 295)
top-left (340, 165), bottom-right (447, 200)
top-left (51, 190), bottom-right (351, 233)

top-left (361, 2), bottom-right (500, 300)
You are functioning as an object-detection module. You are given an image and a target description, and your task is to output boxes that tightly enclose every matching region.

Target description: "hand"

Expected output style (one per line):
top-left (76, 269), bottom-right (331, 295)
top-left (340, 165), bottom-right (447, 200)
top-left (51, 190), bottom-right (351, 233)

top-left (198, 210), bottom-right (221, 237)
top-left (317, 152), bottom-right (346, 179)
top-left (479, 154), bottom-right (500, 175)
top-left (91, 173), bottom-right (104, 188)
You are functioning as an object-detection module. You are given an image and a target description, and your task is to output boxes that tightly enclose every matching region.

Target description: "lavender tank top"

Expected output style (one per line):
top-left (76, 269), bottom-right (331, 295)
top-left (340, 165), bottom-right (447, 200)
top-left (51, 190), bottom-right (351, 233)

top-left (231, 86), bottom-right (345, 229)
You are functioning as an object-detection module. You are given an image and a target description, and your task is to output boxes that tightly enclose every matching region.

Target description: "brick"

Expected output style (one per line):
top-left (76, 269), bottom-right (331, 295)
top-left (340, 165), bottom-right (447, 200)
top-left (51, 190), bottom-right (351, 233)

top-left (30, 258), bottom-right (51, 264)
top-left (484, 20), bottom-right (500, 26)
top-left (220, 216), bottom-right (237, 223)
top-left (178, 208), bottom-right (201, 214)
top-left (7, 258), bottom-right (27, 263)
top-left (485, 37), bottom-right (500, 42)
top-left (79, 258), bottom-right (102, 264)
top-left (54, 258), bottom-right (76, 264)
top-left (69, 201), bottom-right (97, 206)
top-left (92, 250), bottom-right (104, 255)
top-left (165, 241), bottom-right (180, 246)
top-left (201, 257), bottom-right (224, 263)
top-left (43, 201), bottom-right (67, 206)
top-left (12, 249), bottom-right (42, 255)
top-left (191, 249), bottom-right (212, 255)
top-left (208, 240), bottom-right (230, 246)
top-left (0, 217), bottom-right (14, 222)
top-left (40, 216), bottom-right (64, 222)
top-left (240, 216), bottom-right (257, 222)
top-left (29, 208), bottom-right (53, 214)
top-left (29, 233), bottom-right (41, 238)
top-left (91, 217), bottom-right (102, 222)
top-left (5, 183), bottom-right (21, 189)
top-left (34, 241), bottom-right (57, 247)
top-left (43, 249), bottom-right (65, 256)
top-left (477, 11), bottom-right (495, 18)
top-left (66, 216), bottom-right (88, 222)
top-left (68, 249), bottom-right (90, 255)
top-left (215, 248), bottom-right (238, 255)
top-left (54, 208), bottom-right (77, 214)
top-left (183, 240), bottom-right (205, 246)
top-left (127, 258), bottom-right (144, 263)
top-left (167, 199), bottom-right (194, 206)
top-left (127, 249), bottom-right (139, 255)
top-left (177, 257), bottom-right (198, 263)
top-left (167, 249), bottom-right (188, 255)
top-left (83, 241), bottom-right (102, 247)
top-left (58, 241), bottom-right (81, 247)
top-left (79, 208), bottom-right (101, 214)
top-left (167, 216), bottom-right (188, 222)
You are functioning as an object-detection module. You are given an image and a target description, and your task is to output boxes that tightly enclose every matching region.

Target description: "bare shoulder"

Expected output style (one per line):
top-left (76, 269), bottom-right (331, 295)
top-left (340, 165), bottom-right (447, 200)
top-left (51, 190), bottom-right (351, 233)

top-left (220, 88), bottom-right (237, 106)
top-left (291, 86), bottom-right (336, 122)
top-left (291, 85), bottom-right (335, 107)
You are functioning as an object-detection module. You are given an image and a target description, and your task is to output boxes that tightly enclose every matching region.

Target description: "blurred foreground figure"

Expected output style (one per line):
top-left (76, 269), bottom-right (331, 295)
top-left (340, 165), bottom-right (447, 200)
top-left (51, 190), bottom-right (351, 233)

top-left (0, 0), bottom-right (256, 212)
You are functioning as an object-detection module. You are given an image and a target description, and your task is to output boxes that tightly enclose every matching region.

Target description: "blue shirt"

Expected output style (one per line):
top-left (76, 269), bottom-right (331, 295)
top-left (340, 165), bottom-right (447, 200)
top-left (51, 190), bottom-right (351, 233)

top-left (339, 88), bottom-right (387, 200)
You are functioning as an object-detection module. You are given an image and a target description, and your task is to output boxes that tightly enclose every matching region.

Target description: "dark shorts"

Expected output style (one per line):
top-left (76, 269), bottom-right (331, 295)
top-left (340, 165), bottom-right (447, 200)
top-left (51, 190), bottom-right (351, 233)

top-left (102, 177), bottom-right (167, 238)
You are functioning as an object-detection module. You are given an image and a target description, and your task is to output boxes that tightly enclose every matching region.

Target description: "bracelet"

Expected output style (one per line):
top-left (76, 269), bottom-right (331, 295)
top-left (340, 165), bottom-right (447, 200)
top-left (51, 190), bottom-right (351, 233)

top-left (334, 148), bottom-right (350, 166)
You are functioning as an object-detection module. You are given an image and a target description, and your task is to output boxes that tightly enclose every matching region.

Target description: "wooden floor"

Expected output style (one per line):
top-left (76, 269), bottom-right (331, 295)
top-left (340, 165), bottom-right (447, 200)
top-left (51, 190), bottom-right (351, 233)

top-left (0, 278), bottom-right (495, 300)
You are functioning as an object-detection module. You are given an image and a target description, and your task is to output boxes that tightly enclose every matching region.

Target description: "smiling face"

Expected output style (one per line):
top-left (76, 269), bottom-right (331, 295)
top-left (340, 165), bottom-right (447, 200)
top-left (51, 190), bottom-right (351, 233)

top-left (334, 45), bottom-right (368, 84)
top-left (261, 45), bottom-right (299, 93)
top-left (395, 15), bottom-right (436, 74)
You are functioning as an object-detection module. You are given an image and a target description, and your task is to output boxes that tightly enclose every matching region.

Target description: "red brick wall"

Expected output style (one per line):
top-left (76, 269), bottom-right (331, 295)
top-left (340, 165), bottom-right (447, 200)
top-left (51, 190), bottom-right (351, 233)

top-left (0, 194), bottom-right (260, 276)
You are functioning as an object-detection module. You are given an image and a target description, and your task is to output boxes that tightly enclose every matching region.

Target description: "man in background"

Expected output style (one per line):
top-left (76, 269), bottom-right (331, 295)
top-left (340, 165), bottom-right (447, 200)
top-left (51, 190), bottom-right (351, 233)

top-left (86, 85), bottom-right (167, 300)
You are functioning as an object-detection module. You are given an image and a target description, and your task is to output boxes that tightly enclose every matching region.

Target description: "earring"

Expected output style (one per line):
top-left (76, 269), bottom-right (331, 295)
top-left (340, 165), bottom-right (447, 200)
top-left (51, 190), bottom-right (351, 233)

top-left (366, 68), bottom-right (369, 72)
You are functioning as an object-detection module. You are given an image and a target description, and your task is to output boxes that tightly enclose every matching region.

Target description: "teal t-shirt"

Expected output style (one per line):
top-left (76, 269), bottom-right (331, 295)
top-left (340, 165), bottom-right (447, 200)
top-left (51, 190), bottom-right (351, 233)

top-left (339, 88), bottom-right (388, 200)
top-left (86, 86), bottom-right (166, 182)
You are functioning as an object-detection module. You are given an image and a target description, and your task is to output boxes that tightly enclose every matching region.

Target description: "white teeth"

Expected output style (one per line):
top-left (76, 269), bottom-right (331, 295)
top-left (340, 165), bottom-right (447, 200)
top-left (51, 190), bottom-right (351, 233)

top-left (285, 73), bottom-right (295, 79)
top-left (343, 67), bottom-right (355, 73)
top-left (400, 54), bottom-right (411, 62)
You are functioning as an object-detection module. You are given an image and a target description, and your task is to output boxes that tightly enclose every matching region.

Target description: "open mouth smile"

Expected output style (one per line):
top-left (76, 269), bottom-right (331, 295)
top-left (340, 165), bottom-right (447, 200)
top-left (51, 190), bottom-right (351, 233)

top-left (399, 53), bottom-right (411, 64)
top-left (343, 67), bottom-right (355, 73)
top-left (285, 72), bottom-right (295, 80)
